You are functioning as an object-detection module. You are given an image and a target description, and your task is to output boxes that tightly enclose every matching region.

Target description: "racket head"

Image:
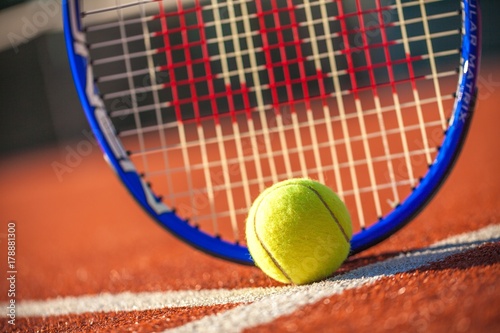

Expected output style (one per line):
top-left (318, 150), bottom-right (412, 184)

top-left (63, 0), bottom-right (480, 265)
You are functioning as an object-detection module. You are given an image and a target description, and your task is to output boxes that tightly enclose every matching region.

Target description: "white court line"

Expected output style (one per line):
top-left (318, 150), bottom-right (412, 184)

top-left (10, 287), bottom-right (283, 318)
top-left (3, 224), bottom-right (499, 320)
top-left (166, 224), bottom-right (500, 333)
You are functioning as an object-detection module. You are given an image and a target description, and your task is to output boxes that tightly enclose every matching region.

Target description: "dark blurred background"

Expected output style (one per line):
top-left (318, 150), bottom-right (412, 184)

top-left (0, 0), bottom-right (498, 156)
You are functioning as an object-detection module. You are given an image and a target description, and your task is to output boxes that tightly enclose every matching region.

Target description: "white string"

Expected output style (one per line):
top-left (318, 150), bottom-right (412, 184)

top-left (374, 0), bottom-right (402, 206)
top-left (160, 142), bottom-right (437, 198)
top-left (92, 28), bottom-right (459, 73)
top-left (83, 0), bottom-right (157, 15)
top-left (407, 1), bottom-right (433, 167)
top-left (259, 2), bottom-right (294, 180)
top-left (138, 0), bottom-right (174, 198)
top-left (108, 68), bottom-right (457, 126)
top-left (394, 0), bottom-right (418, 189)
top-left (419, 0), bottom-right (448, 132)
top-left (178, 0), bottom-right (218, 233)
top-left (155, 0), bottom-right (196, 222)
top-left (314, 2), bottom-right (346, 198)
top-left (279, 0), bottom-right (309, 180)
top-left (87, 5), bottom-right (456, 49)
top-left (115, 0), bottom-right (150, 182)
top-left (135, 118), bottom-right (444, 169)
top-left (225, 0), bottom-right (254, 214)
top-left (238, 1), bottom-right (277, 191)
top-left (352, 0), bottom-right (384, 219)
top-left (209, 0), bottom-right (241, 240)
top-left (299, 0), bottom-right (326, 184)
top-left (397, 0), bottom-right (439, 169)
top-left (333, 0), bottom-right (369, 228)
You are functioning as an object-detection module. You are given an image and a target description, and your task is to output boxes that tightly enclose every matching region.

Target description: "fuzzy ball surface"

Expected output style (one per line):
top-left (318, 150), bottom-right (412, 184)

top-left (246, 178), bottom-right (352, 285)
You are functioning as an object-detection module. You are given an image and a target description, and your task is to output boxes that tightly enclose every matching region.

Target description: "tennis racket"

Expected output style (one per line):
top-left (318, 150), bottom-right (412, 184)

top-left (63, 0), bottom-right (480, 264)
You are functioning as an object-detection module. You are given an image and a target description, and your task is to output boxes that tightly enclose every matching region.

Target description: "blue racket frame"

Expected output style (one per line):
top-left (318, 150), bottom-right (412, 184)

top-left (63, 0), bottom-right (480, 265)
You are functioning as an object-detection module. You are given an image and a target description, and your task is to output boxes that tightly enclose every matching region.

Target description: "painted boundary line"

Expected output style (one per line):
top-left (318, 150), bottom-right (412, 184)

top-left (1, 224), bottom-right (498, 322)
top-left (8, 287), bottom-right (285, 318)
top-left (165, 224), bottom-right (500, 333)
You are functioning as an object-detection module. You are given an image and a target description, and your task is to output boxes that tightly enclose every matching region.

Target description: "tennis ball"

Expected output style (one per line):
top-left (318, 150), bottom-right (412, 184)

top-left (246, 178), bottom-right (352, 285)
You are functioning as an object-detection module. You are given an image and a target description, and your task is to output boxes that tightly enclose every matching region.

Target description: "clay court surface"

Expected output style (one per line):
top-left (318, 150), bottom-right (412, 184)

top-left (0, 58), bottom-right (499, 332)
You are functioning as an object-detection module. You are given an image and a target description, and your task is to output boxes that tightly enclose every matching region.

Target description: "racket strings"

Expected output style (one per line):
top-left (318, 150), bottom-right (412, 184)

top-left (81, 0), bottom-right (461, 242)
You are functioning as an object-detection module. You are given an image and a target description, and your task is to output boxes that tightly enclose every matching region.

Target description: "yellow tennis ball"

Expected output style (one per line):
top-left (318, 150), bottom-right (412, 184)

top-left (246, 178), bottom-right (352, 285)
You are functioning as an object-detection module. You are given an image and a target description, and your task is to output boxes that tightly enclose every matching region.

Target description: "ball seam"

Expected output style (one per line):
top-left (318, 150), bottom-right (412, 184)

top-left (251, 197), bottom-right (295, 285)
top-left (302, 184), bottom-right (351, 244)
top-left (269, 181), bottom-right (350, 244)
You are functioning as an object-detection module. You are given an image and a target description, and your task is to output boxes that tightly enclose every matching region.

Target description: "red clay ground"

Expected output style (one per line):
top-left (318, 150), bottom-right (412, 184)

top-left (247, 243), bottom-right (500, 333)
top-left (0, 58), bottom-right (498, 332)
